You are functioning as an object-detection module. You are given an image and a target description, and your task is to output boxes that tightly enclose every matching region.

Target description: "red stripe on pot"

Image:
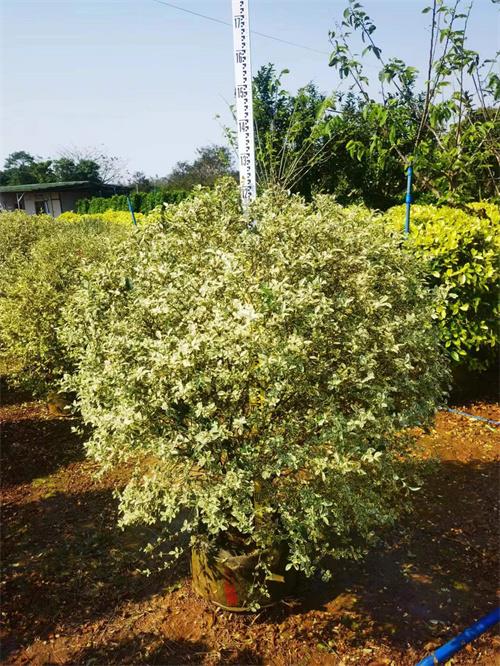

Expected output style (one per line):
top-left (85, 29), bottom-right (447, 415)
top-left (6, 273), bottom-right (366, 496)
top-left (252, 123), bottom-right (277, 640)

top-left (223, 579), bottom-right (239, 608)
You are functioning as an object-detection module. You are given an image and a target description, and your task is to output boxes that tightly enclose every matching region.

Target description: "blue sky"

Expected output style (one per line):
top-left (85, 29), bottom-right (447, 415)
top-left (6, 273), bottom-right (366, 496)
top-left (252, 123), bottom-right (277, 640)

top-left (0, 0), bottom-right (498, 179)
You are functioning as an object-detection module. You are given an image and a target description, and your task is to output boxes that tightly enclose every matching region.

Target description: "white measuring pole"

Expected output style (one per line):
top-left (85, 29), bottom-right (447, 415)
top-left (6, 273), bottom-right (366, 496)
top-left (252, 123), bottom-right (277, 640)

top-left (231, 0), bottom-right (256, 207)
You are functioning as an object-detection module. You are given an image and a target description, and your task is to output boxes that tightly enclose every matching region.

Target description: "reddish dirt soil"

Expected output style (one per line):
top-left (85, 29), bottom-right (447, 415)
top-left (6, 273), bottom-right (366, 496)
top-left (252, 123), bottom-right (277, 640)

top-left (1, 390), bottom-right (499, 665)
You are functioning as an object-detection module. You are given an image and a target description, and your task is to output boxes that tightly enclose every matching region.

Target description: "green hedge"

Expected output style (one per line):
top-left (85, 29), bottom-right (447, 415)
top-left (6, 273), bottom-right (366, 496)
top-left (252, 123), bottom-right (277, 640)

top-left (76, 189), bottom-right (190, 215)
top-left (383, 202), bottom-right (499, 371)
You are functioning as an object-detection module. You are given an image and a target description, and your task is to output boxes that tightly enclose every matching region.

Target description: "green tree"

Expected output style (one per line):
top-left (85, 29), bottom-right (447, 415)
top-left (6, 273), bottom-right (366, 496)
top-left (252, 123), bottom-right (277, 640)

top-left (51, 157), bottom-right (101, 182)
top-left (0, 151), bottom-right (108, 185)
top-left (225, 65), bottom-right (413, 207)
top-left (328, 0), bottom-right (499, 203)
top-left (127, 171), bottom-right (153, 192)
top-left (252, 65), bottom-right (335, 193)
top-left (224, 64), bottom-right (336, 197)
top-left (313, 92), bottom-right (412, 208)
top-left (57, 146), bottom-right (125, 184)
top-left (163, 145), bottom-right (237, 190)
top-left (0, 151), bottom-right (53, 185)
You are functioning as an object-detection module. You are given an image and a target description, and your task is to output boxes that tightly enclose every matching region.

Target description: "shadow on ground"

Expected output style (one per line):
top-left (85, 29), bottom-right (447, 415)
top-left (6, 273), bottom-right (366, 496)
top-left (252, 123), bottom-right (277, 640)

top-left (2, 482), bottom-right (189, 661)
top-left (450, 366), bottom-right (499, 404)
top-left (0, 376), bottom-right (33, 407)
top-left (256, 458), bottom-right (499, 655)
top-left (1, 414), bottom-right (84, 486)
top-left (73, 634), bottom-right (263, 665)
top-left (1, 393), bottom-right (188, 662)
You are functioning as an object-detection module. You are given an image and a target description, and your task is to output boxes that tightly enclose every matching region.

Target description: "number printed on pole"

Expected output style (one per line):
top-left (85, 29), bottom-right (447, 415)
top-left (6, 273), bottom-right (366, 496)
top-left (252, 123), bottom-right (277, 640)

top-left (231, 0), bottom-right (256, 207)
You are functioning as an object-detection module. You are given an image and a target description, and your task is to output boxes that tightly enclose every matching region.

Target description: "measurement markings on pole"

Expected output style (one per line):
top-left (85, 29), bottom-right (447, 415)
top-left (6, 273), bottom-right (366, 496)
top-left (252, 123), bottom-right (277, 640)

top-left (232, 0), bottom-right (256, 206)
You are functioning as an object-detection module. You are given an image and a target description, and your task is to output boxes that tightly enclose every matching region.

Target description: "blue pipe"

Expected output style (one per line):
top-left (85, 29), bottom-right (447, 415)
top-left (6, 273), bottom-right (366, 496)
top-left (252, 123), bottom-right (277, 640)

top-left (405, 165), bottom-right (413, 236)
top-left (127, 196), bottom-right (138, 226)
top-left (416, 607), bottom-right (500, 666)
top-left (441, 407), bottom-right (500, 427)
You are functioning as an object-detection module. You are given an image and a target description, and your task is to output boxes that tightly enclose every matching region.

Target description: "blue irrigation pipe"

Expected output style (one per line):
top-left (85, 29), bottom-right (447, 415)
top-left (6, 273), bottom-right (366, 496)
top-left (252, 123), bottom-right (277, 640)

top-left (404, 165), bottom-right (413, 236)
top-left (441, 407), bottom-right (500, 427)
top-left (415, 607), bottom-right (500, 666)
top-left (127, 196), bottom-right (138, 226)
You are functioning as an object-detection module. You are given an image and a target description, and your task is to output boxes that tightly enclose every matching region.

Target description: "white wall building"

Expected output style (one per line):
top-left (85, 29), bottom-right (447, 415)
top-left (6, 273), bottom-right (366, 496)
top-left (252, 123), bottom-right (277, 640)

top-left (0, 181), bottom-right (125, 217)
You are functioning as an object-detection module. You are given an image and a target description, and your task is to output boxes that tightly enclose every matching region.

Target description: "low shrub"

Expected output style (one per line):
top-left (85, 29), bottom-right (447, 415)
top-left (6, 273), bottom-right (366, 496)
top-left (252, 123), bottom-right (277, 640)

top-left (383, 203), bottom-right (499, 371)
top-left (0, 216), bottom-right (128, 395)
top-left (0, 210), bottom-right (53, 278)
top-left (61, 182), bottom-right (448, 590)
top-left (0, 211), bottom-right (55, 376)
top-left (58, 210), bottom-right (146, 225)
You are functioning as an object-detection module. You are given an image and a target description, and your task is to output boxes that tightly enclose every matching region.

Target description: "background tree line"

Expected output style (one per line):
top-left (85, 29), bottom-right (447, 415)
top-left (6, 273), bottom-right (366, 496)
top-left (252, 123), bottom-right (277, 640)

top-left (0, 148), bottom-right (124, 186)
top-left (0, 145), bottom-right (237, 194)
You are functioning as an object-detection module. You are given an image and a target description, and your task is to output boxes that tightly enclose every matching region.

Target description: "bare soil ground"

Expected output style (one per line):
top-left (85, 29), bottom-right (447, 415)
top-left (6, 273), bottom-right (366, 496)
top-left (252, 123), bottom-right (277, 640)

top-left (1, 389), bottom-right (499, 665)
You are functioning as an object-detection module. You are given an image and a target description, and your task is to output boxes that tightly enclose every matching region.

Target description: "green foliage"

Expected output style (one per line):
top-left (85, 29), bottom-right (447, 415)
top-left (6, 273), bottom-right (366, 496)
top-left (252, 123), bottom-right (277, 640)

top-left (61, 181), bottom-right (448, 586)
top-left (76, 189), bottom-right (189, 215)
top-left (51, 157), bottom-right (101, 182)
top-left (58, 210), bottom-right (146, 225)
top-left (0, 212), bottom-right (128, 394)
top-left (225, 65), bottom-right (408, 207)
top-left (0, 151), bottom-right (103, 185)
top-left (128, 171), bottom-right (153, 192)
top-left (384, 203), bottom-right (499, 370)
top-left (318, 93), bottom-right (409, 208)
top-left (0, 210), bottom-right (54, 279)
top-left (0, 148), bottom-right (123, 186)
top-left (0, 151), bottom-right (54, 185)
top-left (164, 145), bottom-right (237, 190)
top-left (0, 210), bottom-right (56, 375)
top-left (328, 0), bottom-right (500, 203)
top-left (239, 41), bottom-right (498, 206)
top-left (249, 65), bottom-right (335, 193)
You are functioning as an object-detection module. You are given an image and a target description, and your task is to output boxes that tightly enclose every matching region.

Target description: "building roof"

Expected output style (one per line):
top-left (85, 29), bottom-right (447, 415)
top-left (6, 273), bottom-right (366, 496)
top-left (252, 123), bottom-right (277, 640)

top-left (0, 181), bottom-right (124, 193)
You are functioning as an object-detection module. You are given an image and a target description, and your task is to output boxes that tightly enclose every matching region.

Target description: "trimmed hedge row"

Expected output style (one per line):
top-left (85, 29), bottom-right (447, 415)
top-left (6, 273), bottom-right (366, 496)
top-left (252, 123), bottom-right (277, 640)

top-left (76, 189), bottom-right (190, 215)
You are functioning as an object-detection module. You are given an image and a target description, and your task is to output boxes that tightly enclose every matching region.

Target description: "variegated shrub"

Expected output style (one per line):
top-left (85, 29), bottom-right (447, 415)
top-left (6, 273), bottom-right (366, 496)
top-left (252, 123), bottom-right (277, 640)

top-left (61, 181), bottom-right (448, 582)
